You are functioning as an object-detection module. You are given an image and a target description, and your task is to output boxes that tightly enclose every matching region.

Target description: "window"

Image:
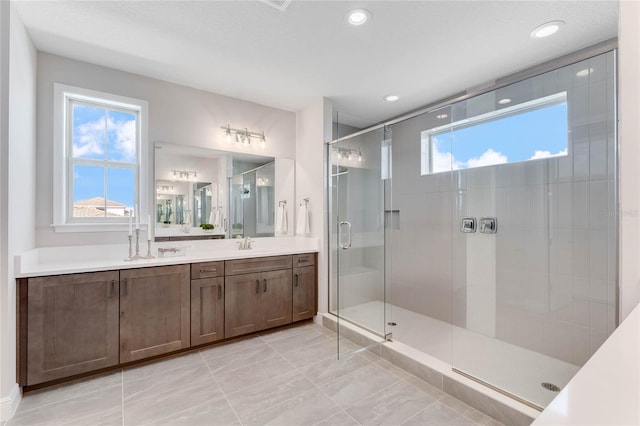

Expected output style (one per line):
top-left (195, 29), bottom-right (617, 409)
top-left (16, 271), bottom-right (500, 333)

top-left (421, 92), bottom-right (568, 175)
top-left (53, 84), bottom-right (148, 231)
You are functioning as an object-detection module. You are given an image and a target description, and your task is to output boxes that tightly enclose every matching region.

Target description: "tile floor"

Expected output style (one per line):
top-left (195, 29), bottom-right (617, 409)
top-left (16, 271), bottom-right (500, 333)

top-left (8, 322), bottom-right (504, 426)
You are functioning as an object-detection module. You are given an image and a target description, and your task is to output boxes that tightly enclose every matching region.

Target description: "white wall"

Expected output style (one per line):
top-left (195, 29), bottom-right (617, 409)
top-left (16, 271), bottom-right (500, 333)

top-left (35, 53), bottom-right (296, 247)
top-left (0, 3), bottom-right (37, 421)
top-left (274, 157), bottom-right (295, 236)
top-left (295, 98), bottom-right (332, 314)
top-left (618, 0), bottom-right (640, 321)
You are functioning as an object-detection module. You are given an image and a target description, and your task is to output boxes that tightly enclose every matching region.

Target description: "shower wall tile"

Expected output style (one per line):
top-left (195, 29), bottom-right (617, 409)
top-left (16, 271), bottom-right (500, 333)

top-left (558, 155), bottom-right (573, 183)
top-left (573, 143), bottom-right (590, 181)
top-left (558, 321), bottom-right (574, 364)
top-left (543, 69), bottom-right (559, 94)
top-left (589, 54), bottom-right (607, 83)
top-left (589, 279), bottom-right (608, 304)
top-left (572, 299), bottom-right (591, 327)
top-left (589, 180), bottom-right (608, 229)
top-left (571, 84), bottom-right (590, 128)
top-left (557, 182), bottom-right (573, 229)
top-left (572, 325), bottom-right (591, 365)
top-left (589, 230), bottom-right (609, 281)
top-left (589, 141), bottom-right (608, 180)
top-left (590, 301), bottom-right (608, 331)
top-left (572, 181), bottom-right (590, 228)
top-left (589, 80), bottom-right (608, 123)
top-left (572, 324), bottom-right (591, 365)
top-left (590, 329), bottom-right (608, 355)
top-left (572, 230), bottom-right (589, 278)
top-left (573, 277), bottom-right (590, 302)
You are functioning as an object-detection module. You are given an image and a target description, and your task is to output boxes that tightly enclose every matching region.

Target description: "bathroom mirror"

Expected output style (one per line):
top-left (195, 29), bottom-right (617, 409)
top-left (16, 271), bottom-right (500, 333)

top-left (154, 142), bottom-right (293, 241)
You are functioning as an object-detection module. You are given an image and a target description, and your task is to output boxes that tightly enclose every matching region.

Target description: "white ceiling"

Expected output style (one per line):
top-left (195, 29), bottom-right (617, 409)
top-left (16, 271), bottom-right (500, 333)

top-left (14, 0), bottom-right (618, 128)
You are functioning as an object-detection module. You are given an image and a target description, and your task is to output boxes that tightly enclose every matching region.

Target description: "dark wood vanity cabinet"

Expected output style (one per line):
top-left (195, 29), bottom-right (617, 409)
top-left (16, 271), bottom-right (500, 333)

top-left (224, 256), bottom-right (293, 338)
top-left (18, 252), bottom-right (317, 388)
top-left (292, 254), bottom-right (317, 322)
top-left (191, 262), bottom-right (225, 346)
top-left (24, 271), bottom-right (120, 385)
top-left (119, 265), bottom-right (190, 362)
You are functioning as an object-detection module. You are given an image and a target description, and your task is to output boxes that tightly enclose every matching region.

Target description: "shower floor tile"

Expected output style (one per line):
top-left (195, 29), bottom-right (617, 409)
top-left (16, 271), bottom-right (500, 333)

top-left (338, 301), bottom-right (580, 408)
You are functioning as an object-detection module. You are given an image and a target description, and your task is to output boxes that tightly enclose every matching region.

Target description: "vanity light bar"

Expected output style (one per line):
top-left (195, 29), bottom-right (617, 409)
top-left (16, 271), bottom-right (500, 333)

top-left (222, 124), bottom-right (266, 146)
top-left (171, 170), bottom-right (198, 180)
top-left (336, 147), bottom-right (363, 162)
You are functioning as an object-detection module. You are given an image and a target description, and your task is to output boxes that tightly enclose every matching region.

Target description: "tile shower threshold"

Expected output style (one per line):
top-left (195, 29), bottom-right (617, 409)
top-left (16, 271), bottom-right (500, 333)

top-left (321, 313), bottom-right (538, 426)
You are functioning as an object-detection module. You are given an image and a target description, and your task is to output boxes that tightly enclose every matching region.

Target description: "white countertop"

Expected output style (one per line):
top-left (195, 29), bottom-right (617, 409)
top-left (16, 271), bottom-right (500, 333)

top-left (533, 303), bottom-right (640, 425)
top-left (15, 237), bottom-right (319, 278)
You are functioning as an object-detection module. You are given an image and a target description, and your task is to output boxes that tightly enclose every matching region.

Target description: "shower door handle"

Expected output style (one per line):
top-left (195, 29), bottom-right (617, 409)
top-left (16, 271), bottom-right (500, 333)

top-left (339, 221), bottom-right (352, 250)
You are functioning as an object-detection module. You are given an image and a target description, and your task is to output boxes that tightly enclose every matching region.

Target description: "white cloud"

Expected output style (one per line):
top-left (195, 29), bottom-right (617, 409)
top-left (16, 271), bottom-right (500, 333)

top-left (73, 118), bottom-right (106, 158)
top-left (431, 139), bottom-right (461, 173)
top-left (111, 118), bottom-right (136, 162)
top-left (465, 148), bottom-right (508, 168)
top-left (73, 115), bottom-right (136, 162)
top-left (529, 148), bottom-right (568, 160)
top-left (431, 143), bottom-right (507, 172)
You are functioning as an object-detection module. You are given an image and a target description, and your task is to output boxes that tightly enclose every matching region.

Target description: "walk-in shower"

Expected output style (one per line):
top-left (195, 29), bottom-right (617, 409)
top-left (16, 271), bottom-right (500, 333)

top-left (328, 48), bottom-right (617, 411)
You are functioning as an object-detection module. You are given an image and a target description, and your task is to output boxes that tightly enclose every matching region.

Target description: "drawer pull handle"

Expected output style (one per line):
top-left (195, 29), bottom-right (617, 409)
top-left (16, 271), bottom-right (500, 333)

top-left (263, 279), bottom-right (267, 293)
top-left (298, 258), bottom-right (310, 264)
top-left (199, 268), bottom-right (217, 274)
top-left (294, 274), bottom-right (299, 287)
top-left (110, 280), bottom-right (116, 298)
top-left (122, 278), bottom-right (128, 296)
top-left (218, 284), bottom-right (222, 300)
top-left (256, 280), bottom-right (260, 294)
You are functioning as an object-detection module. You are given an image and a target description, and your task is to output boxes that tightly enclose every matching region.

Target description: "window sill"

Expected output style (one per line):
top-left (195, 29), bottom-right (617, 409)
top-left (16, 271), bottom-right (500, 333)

top-left (52, 223), bottom-right (150, 233)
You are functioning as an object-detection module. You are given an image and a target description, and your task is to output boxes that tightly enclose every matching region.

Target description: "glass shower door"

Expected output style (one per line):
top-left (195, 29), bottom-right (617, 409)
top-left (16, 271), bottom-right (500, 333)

top-left (330, 126), bottom-right (392, 357)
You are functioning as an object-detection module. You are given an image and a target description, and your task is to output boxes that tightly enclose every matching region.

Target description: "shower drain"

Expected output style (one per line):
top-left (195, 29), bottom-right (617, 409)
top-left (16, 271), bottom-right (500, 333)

top-left (387, 322), bottom-right (397, 326)
top-left (541, 382), bottom-right (561, 392)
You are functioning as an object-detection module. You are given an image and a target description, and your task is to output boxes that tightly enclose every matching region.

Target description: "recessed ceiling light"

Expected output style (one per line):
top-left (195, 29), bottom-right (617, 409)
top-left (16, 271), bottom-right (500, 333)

top-left (530, 20), bottom-right (565, 39)
top-left (576, 68), bottom-right (593, 77)
top-left (347, 9), bottom-right (371, 26)
top-left (436, 114), bottom-right (448, 119)
top-left (384, 95), bottom-right (399, 102)
top-left (498, 98), bottom-right (511, 105)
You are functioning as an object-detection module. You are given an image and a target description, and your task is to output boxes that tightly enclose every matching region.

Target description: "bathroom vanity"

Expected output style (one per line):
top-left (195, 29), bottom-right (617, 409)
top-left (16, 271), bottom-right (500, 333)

top-left (15, 238), bottom-right (318, 388)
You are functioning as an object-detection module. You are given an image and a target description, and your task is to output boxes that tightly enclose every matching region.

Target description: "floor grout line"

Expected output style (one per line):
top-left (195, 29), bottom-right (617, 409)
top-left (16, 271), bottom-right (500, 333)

top-left (201, 351), bottom-right (245, 426)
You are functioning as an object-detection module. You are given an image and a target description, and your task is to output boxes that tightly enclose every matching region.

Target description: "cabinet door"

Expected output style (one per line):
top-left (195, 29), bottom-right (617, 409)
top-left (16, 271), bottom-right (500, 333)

top-left (191, 277), bottom-right (224, 346)
top-left (120, 265), bottom-right (190, 362)
top-left (293, 266), bottom-right (317, 322)
top-left (27, 271), bottom-right (120, 385)
top-left (260, 270), bottom-right (292, 330)
top-left (225, 272), bottom-right (261, 338)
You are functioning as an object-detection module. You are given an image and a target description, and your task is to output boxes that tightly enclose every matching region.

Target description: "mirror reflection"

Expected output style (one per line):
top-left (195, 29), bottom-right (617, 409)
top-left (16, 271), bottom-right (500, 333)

top-left (230, 161), bottom-right (275, 238)
top-left (154, 143), bottom-right (284, 241)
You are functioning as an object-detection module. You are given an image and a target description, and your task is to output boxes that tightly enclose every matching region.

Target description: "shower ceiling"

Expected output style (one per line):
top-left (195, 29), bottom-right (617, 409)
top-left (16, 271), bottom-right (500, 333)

top-left (14, 1), bottom-right (617, 128)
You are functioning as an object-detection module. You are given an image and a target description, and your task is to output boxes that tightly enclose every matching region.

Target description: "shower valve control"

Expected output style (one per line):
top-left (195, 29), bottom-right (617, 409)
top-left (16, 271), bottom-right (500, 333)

top-left (479, 217), bottom-right (497, 234)
top-left (460, 217), bottom-right (476, 233)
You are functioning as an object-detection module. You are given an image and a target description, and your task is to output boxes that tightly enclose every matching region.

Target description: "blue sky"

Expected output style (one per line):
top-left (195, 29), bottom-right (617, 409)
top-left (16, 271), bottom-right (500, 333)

top-left (431, 102), bottom-right (568, 172)
top-left (72, 103), bottom-right (137, 210)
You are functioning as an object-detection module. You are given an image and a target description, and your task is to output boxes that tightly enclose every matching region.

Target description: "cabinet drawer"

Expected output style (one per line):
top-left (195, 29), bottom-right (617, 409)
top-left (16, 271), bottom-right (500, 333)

top-left (225, 255), bottom-right (292, 276)
top-left (191, 261), bottom-right (224, 279)
top-left (293, 253), bottom-right (316, 268)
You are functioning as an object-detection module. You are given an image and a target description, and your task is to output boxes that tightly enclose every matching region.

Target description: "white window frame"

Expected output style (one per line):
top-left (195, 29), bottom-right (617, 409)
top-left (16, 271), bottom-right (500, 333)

top-left (53, 83), bottom-right (149, 232)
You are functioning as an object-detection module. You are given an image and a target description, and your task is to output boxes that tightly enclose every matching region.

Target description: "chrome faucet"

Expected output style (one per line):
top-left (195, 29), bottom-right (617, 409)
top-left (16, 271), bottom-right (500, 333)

top-left (237, 236), bottom-right (253, 250)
